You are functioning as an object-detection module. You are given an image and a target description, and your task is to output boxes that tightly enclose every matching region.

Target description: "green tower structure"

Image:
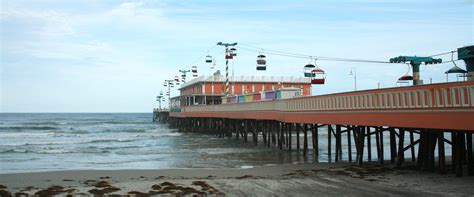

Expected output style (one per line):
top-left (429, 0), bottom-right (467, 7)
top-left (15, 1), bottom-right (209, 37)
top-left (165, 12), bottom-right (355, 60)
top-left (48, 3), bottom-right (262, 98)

top-left (457, 45), bottom-right (474, 81)
top-left (390, 56), bottom-right (442, 85)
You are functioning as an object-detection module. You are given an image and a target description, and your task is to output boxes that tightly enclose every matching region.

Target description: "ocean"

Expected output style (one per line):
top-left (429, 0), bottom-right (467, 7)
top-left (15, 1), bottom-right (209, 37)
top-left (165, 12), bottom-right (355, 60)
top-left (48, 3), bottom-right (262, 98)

top-left (0, 113), bottom-right (320, 173)
top-left (1, 113), bottom-right (444, 173)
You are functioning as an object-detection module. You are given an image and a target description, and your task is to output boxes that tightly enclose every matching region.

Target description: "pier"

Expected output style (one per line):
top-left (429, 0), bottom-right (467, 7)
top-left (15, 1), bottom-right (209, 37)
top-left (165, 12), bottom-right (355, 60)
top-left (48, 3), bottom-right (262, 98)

top-left (156, 81), bottom-right (474, 177)
top-left (154, 44), bottom-right (474, 177)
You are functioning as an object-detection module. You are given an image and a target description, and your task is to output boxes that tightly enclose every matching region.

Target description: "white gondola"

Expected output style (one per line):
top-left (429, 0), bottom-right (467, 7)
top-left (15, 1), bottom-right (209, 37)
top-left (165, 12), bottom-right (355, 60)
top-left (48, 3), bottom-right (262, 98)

top-left (205, 55), bottom-right (213, 63)
top-left (256, 54), bottom-right (266, 71)
top-left (192, 65), bottom-right (198, 77)
top-left (304, 64), bottom-right (316, 77)
top-left (444, 52), bottom-right (467, 81)
top-left (174, 76), bottom-right (180, 85)
top-left (230, 48), bottom-right (237, 57)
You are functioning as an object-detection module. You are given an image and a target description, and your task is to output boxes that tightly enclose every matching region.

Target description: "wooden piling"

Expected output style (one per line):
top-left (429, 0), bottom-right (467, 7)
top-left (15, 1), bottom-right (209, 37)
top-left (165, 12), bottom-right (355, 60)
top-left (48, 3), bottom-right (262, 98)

top-left (455, 132), bottom-right (464, 177)
top-left (467, 132), bottom-right (473, 176)
top-left (357, 126), bottom-right (366, 165)
top-left (279, 122), bottom-right (283, 150)
top-left (451, 131), bottom-right (456, 172)
top-left (335, 125), bottom-right (341, 162)
top-left (367, 127), bottom-right (371, 162)
top-left (296, 123), bottom-right (300, 150)
top-left (348, 126), bottom-right (352, 162)
top-left (438, 131), bottom-right (446, 174)
top-left (313, 124), bottom-right (319, 159)
top-left (375, 127), bottom-right (381, 163)
top-left (410, 130), bottom-right (416, 163)
top-left (304, 124), bottom-right (308, 155)
top-left (289, 123), bottom-right (293, 150)
top-left (390, 128), bottom-right (397, 163)
top-left (396, 128), bottom-right (405, 168)
top-left (328, 125), bottom-right (332, 162)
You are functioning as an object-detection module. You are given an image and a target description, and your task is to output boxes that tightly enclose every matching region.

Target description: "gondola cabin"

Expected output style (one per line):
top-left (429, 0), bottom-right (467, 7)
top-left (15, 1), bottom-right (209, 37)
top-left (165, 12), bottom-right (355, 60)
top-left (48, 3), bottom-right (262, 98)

top-left (230, 48), bottom-right (237, 57)
top-left (175, 76), bottom-right (180, 85)
top-left (256, 55), bottom-right (267, 71)
top-left (397, 75), bottom-right (413, 86)
top-left (304, 64), bottom-right (316, 77)
top-left (192, 65), bottom-right (198, 77)
top-left (398, 75), bottom-right (413, 81)
top-left (225, 50), bottom-right (233, 59)
top-left (310, 68), bottom-right (325, 84)
top-left (205, 55), bottom-right (213, 63)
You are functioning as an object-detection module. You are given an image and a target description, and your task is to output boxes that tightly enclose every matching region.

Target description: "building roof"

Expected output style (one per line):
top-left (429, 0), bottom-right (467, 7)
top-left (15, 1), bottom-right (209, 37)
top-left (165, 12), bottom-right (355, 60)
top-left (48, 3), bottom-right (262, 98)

top-left (179, 74), bottom-right (311, 90)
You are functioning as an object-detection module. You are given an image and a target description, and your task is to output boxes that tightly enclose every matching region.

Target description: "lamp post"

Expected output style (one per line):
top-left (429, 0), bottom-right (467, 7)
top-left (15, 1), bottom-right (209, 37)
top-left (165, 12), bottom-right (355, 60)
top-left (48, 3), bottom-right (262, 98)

top-left (349, 68), bottom-right (357, 91)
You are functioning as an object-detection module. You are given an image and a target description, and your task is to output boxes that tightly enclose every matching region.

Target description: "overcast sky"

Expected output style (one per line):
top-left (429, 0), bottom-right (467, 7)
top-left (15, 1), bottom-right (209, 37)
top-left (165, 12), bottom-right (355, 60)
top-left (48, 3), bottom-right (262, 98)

top-left (1, 0), bottom-right (473, 112)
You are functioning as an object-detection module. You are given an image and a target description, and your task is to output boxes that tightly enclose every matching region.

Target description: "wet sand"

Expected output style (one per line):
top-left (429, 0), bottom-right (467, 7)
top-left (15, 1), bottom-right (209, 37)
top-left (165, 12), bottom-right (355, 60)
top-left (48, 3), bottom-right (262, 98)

top-left (1, 163), bottom-right (473, 196)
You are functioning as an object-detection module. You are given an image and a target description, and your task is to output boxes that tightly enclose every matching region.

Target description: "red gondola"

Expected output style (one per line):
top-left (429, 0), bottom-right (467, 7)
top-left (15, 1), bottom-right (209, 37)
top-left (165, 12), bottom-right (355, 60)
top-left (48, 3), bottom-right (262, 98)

top-left (310, 68), bottom-right (325, 84)
top-left (398, 75), bottom-right (413, 81)
top-left (225, 50), bottom-right (233, 59)
top-left (397, 75), bottom-right (412, 86)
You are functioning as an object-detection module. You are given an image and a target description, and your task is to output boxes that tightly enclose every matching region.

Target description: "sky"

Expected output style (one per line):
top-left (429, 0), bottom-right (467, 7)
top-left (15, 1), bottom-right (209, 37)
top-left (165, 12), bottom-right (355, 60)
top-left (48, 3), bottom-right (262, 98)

top-left (1, 0), bottom-right (473, 112)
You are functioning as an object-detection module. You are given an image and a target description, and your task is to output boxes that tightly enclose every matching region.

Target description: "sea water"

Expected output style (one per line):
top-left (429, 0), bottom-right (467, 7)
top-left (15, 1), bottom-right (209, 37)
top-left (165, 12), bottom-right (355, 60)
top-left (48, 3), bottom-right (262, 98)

top-left (0, 113), bottom-right (317, 173)
top-left (0, 113), bottom-right (449, 173)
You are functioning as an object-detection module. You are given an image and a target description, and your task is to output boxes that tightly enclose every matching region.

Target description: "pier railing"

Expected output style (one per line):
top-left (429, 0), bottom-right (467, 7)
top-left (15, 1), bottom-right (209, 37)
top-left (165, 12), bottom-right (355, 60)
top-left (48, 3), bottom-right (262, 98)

top-left (181, 82), bottom-right (474, 112)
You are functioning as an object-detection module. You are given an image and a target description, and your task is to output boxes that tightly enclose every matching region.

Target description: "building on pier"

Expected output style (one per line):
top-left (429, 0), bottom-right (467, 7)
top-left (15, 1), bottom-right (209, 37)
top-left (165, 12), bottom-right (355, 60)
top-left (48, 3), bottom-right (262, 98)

top-left (170, 72), bottom-right (312, 111)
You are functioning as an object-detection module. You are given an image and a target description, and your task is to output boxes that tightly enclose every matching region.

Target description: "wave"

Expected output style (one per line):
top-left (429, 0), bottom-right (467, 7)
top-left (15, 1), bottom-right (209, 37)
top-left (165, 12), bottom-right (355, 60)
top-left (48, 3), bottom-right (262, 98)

top-left (0, 149), bottom-right (23, 154)
top-left (121, 129), bottom-right (147, 133)
top-left (0, 126), bottom-right (59, 131)
top-left (88, 139), bottom-right (135, 143)
top-left (21, 121), bottom-right (64, 126)
top-left (0, 148), bottom-right (111, 154)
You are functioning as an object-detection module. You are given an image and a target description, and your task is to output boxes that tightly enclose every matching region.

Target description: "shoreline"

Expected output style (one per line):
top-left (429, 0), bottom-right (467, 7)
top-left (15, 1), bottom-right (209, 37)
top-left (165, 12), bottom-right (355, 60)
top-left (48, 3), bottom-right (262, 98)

top-left (1, 162), bottom-right (473, 196)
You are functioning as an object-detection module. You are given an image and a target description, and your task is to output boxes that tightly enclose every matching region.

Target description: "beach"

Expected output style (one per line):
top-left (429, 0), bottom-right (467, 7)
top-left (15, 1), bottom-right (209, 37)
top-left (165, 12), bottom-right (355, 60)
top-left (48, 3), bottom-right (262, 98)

top-left (2, 163), bottom-right (474, 196)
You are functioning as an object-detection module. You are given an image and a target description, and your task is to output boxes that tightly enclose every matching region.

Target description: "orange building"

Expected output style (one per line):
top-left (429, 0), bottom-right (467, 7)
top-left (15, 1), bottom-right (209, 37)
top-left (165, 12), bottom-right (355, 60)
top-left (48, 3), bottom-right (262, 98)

top-left (171, 73), bottom-right (312, 108)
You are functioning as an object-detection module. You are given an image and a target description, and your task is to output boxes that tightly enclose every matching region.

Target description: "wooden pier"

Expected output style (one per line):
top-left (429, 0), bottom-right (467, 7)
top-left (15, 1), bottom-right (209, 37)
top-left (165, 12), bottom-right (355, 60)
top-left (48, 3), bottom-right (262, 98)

top-left (156, 81), bottom-right (474, 177)
top-left (152, 109), bottom-right (169, 123)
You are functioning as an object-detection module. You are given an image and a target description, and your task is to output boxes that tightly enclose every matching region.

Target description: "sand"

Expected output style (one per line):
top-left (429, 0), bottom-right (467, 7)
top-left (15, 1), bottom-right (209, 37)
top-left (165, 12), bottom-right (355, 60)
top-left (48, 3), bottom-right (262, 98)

top-left (1, 162), bottom-right (473, 196)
